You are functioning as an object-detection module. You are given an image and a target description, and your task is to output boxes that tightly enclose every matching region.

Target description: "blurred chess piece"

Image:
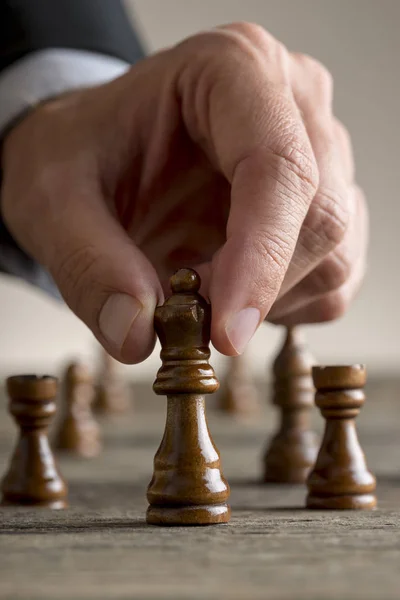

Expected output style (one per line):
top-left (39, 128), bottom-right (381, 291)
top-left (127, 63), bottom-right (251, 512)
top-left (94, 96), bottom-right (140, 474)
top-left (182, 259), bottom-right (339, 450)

top-left (306, 365), bottom-right (376, 510)
top-left (218, 352), bottom-right (259, 416)
top-left (262, 326), bottom-right (319, 483)
top-left (94, 349), bottom-right (131, 414)
top-left (54, 362), bottom-right (101, 458)
top-left (1, 375), bottom-right (68, 508)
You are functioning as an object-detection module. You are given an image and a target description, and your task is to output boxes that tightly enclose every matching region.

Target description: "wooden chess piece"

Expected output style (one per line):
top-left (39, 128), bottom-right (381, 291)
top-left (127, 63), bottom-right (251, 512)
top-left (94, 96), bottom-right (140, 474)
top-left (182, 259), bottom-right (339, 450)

top-left (94, 350), bottom-right (130, 414)
top-left (54, 362), bottom-right (101, 458)
top-left (263, 326), bottom-right (319, 483)
top-left (147, 268), bottom-right (230, 526)
top-left (1, 375), bottom-right (68, 508)
top-left (306, 365), bottom-right (377, 510)
top-left (218, 353), bottom-right (259, 416)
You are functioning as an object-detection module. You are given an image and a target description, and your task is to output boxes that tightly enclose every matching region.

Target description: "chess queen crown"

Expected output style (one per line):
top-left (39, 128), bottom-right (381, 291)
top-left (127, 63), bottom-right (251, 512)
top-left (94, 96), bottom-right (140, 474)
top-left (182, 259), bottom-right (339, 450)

top-left (153, 268), bottom-right (219, 396)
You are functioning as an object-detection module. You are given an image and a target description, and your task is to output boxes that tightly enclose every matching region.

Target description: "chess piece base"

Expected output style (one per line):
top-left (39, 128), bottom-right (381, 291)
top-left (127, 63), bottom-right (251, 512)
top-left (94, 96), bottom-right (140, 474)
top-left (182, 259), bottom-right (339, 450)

top-left (306, 493), bottom-right (377, 510)
top-left (1, 496), bottom-right (67, 509)
top-left (146, 503), bottom-right (231, 526)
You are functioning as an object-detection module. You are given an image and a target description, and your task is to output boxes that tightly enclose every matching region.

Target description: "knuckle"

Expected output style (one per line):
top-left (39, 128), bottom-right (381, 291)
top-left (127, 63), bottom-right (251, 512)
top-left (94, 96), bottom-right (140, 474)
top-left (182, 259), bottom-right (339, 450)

top-left (313, 61), bottom-right (333, 96)
top-left (270, 145), bottom-right (319, 208)
top-left (303, 187), bottom-right (350, 256)
top-left (307, 251), bottom-right (352, 295)
top-left (252, 230), bottom-right (292, 274)
top-left (317, 188), bottom-right (350, 246)
top-left (224, 22), bottom-right (276, 48)
top-left (318, 289), bottom-right (349, 322)
top-left (204, 22), bottom-right (287, 68)
top-left (234, 231), bottom-right (294, 311)
top-left (296, 53), bottom-right (333, 94)
top-left (333, 119), bottom-right (351, 146)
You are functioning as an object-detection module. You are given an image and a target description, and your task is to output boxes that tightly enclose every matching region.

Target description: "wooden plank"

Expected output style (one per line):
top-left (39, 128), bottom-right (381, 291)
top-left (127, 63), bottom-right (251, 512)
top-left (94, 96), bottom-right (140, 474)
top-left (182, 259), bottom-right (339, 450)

top-left (0, 379), bottom-right (399, 599)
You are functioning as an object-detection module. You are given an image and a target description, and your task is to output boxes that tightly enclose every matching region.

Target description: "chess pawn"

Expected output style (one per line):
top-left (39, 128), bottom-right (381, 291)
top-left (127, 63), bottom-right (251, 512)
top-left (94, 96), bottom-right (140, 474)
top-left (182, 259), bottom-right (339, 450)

top-left (218, 353), bottom-right (260, 416)
top-left (263, 326), bottom-right (319, 483)
top-left (1, 375), bottom-right (68, 508)
top-left (306, 365), bottom-right (377, 510)
top-left (54, 363), bottom-right (101, 458)
top-left (94, 350), bottom-right (130, 414)
top-left (147, 268), bottom-right (230, 526)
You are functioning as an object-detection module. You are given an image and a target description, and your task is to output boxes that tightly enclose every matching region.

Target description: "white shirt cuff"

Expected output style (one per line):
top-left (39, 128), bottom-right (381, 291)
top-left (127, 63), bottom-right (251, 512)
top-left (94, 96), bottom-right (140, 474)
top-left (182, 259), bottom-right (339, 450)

top-left (0, 48), bottom-right (130, 135)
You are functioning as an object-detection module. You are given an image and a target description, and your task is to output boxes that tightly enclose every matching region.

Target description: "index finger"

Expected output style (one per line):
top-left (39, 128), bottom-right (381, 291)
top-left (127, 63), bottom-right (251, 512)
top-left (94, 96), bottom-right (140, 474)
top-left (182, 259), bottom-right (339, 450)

top-left (177, 24), bottom-right (319, 354)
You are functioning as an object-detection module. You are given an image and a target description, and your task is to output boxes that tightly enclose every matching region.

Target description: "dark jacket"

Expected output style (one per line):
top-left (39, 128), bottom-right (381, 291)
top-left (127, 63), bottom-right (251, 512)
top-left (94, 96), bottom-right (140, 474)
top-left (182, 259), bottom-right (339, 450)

top-left (0, 0), bottom-right (145, 293)
top-left (0, 0), bottom-right (144, 70)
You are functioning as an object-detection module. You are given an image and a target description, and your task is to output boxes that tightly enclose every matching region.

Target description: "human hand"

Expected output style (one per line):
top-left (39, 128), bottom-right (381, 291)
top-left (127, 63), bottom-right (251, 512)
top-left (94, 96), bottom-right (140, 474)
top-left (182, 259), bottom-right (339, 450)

top-left (1, 23), bottom-right (367, 363)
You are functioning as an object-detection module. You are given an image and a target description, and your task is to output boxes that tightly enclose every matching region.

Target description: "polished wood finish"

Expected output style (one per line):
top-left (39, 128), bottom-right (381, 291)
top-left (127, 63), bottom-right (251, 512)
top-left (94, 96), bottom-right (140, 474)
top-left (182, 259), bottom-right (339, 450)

top-left (1, 375), bottom-right (68, 508)
top-left (263, 326), bottom-right (319, 483)
top-left (147, 268), bottom-right (230, 525)
top-left (54, 363), bottom-right (101, 458)
top-left (94, 350), bottom-right (130, 414)
top-left (218, 353), bottom-right (259, 416)
top-left (306, 365), bottom-right (377, 510)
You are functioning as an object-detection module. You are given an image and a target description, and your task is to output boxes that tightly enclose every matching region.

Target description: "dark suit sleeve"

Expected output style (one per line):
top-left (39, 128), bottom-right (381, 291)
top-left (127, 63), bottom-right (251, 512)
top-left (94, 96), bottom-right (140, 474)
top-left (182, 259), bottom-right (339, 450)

top-left (0, 0), bottom-right (145, 70)
top-left (0, 0), bottom-right (146, 296)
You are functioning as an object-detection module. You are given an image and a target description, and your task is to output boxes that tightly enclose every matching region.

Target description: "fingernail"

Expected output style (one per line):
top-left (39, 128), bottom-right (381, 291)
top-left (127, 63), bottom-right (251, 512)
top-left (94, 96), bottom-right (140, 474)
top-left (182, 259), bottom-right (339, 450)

top-left (99, 294), bottom-right (142, 350)
top-left (225, 307), bottom-right (260, 354)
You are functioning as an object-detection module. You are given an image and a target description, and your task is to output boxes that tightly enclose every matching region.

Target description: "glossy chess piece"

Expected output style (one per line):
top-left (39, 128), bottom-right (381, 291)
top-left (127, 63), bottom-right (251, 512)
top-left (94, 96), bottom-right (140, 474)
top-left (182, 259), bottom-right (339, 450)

top-left (1, 375), bottom-right (68, 508)
top-left (218, 353), bottom-right (259, 417)
top-left (263, 326), bottom-right (319, 483)
top-left (54, 362), bottom-right (101, 458)
top-left (306, 365), bottom-right (377, 510)
top-left (147, 268), bottom-right (230, 526)
top-left (94, 350), bottom-right (131, 414)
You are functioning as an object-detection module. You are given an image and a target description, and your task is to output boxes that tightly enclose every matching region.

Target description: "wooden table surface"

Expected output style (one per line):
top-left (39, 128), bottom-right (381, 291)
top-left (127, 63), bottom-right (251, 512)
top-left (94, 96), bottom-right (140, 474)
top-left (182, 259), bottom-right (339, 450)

top-left (0, 378), bottom-right (399, 600)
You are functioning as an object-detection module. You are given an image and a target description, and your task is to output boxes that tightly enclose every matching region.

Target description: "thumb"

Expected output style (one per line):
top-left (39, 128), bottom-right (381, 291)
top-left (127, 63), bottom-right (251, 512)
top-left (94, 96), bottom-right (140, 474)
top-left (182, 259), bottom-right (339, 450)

top-left (6, 186), bottom-right (163, 364)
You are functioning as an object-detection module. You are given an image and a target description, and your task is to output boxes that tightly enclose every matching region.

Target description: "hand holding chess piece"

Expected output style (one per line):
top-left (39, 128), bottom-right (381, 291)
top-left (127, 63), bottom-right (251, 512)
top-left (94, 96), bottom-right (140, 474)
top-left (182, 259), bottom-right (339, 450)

top-left (54, 362), bottom-right (101, 458)
top-left (1, 375), bottom-right (68, 508)
top-left (263, 326), bottom-right (319, 483)
top-left (147, 268), bottom-right (230, 526)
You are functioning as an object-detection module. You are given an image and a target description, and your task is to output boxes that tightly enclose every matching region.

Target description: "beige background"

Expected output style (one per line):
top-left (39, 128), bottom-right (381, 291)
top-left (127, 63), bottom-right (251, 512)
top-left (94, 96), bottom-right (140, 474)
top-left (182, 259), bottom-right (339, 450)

top-left (0, 0), bottom-right (398, 379)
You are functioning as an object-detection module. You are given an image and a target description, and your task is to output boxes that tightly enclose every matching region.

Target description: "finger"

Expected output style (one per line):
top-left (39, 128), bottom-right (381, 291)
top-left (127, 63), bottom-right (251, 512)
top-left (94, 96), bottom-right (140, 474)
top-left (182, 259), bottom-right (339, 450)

top-left (138, 174), bottom-right (228, 285)
top-left (179, 25), bottom-right (319, 355)
top-left (277, 54), bottom-right (352, 298)
top-left (268, 258), bottom-right (366, 326)
top-left (333, 118), bottom-right (355, 183)
top-left (52, 200), bottom-right (163, 364)
top-left (290, 52), bottom-right (333, 115)
top-left (2, 168), bottom-right (163, 364)
top-left (269, 184), bottom-right (367, 319)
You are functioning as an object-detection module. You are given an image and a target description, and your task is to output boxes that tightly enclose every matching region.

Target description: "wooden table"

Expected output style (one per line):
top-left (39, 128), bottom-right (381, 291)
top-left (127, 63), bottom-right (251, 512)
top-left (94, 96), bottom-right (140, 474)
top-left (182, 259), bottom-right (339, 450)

top-left (0, 378), bottom-right (399, 599)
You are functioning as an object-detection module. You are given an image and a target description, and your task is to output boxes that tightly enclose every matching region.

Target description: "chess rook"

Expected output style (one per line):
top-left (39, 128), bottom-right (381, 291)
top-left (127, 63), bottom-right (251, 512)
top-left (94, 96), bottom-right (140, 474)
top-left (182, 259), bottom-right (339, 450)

top-left (147, 268), bottom-right (230, 526)
top-left (54, 363), bottom-right (101, 458)
top-left (263, 326), bottom-right (319, 483)
top-left (306, 365), bottom-right (377, 510)
top-left (1, 375), bottom-right (68, 508)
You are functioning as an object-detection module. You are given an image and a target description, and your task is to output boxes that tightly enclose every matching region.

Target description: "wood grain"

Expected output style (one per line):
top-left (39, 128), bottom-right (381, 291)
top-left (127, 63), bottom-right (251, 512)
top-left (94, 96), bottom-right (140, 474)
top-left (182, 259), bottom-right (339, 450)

top-left (0, 377), bottom-right (399, 599)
